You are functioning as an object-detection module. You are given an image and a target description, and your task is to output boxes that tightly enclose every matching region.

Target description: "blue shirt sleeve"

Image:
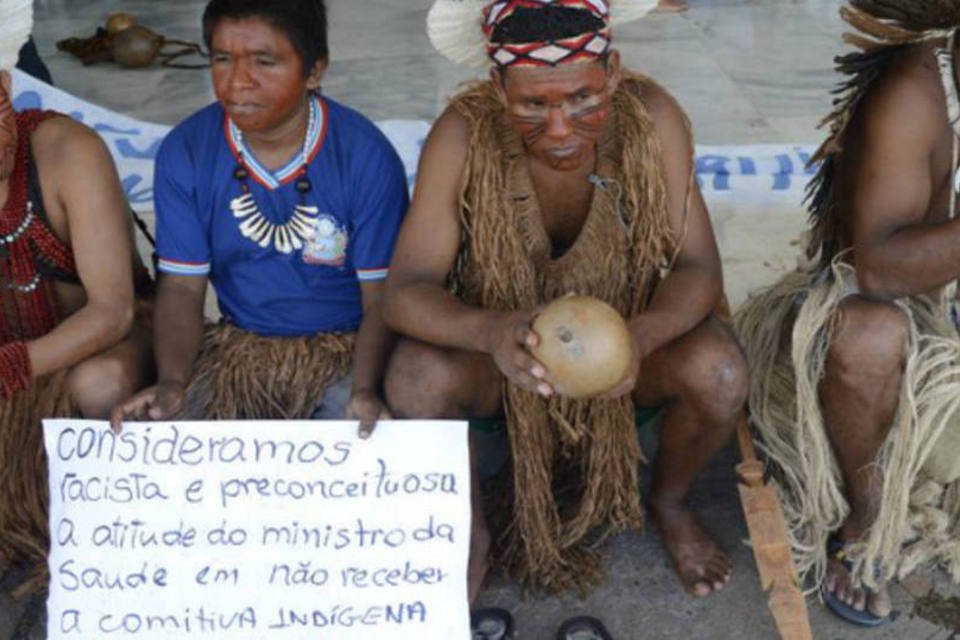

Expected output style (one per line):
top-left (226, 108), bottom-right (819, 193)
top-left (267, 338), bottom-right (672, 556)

top-left (349, 134), bottom-right (409, 282)
top-left (154, 127), bottom-right (212, 277)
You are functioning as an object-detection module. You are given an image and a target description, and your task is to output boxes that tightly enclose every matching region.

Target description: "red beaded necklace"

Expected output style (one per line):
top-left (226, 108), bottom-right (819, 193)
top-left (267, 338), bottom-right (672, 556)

top-left (0, 110), bottom-right (76, 343)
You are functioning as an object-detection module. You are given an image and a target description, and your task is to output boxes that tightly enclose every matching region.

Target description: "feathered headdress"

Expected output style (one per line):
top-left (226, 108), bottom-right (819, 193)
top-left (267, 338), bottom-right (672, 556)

top-left (0, 0), bottom-right (33, 70)
top-left (427, 0), bottom-right (657, 68)
top-left (807, 0), bottom-right (960, 263)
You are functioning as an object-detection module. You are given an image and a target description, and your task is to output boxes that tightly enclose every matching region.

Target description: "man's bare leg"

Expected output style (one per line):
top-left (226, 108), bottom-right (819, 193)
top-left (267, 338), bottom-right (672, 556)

top-left (384, 338), bottom-right (502, 603)
top-left (636, 317), bottom-right (746, 597)
top-left (819, 296), bottom-right (905, 619)
top-left (66, 315), bottom-right (154, 419)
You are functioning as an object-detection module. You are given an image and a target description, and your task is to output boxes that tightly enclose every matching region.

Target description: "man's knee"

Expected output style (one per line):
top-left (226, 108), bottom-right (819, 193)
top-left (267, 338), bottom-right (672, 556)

top-left (67, 356), bottom-right (138, 419)
top-left (673, 324), bottom-right (749, 418)
top-left (385, 340), bottom-right (473, 418)
top-left (828, 297), bottom-right (908, 381)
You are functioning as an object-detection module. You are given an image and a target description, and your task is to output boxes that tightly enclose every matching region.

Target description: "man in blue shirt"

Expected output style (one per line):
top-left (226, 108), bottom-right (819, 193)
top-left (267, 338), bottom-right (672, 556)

top-left (115, 0), bottom-right (407, 432)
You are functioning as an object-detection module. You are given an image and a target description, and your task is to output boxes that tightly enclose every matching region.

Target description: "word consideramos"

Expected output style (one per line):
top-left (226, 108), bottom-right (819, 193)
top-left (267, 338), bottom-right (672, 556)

top-left (55, 424), bottom-right (353, 467)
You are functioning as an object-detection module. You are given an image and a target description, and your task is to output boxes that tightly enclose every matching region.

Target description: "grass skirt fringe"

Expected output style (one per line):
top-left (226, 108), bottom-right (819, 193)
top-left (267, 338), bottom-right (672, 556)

top-left (0, 372), bottom-right (74, 596)
top-left (449, 74), bottom-right (677, 593)
top-left (182, 323), bottom-right (355, 420)
top-left (735, 261), bottom-right (960, 592)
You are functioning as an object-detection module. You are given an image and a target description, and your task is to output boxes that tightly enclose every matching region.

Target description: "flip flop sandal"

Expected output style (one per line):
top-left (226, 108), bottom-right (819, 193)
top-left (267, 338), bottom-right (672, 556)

top-left (471, 607), bottom-right (514, 640)
top-left (556, 616), bottom-right (614, 640)
top-left (821, 535), bottom-right (889, 627)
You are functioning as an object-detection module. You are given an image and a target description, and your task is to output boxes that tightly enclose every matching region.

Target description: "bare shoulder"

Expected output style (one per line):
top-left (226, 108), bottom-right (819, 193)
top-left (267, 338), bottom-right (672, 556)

top-left (28, 114), bottom-right (127, 241)
top-left (627, 77), bottom-right (691, 145)
top-left (31, 115), bottom-right (114, 177)
top-left (634, 78), bottom-right (684, 119)
top-left (859, 44), bottom-right (946, 146)
top-left (423, 105), bottom-right (471, 157)
top-left (412, 105), bottom-right (472, 202)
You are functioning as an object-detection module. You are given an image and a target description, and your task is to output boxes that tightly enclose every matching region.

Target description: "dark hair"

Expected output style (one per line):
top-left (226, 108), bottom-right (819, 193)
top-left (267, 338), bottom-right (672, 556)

top-left (490, 6), bottom-right (605, 44)
top-left (202, 0), bottom-right (329, 74)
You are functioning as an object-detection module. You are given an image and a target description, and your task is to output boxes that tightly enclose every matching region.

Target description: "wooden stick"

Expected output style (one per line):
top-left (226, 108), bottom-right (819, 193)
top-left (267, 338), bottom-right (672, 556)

top-left (736, 414), bottom-right (814, 640)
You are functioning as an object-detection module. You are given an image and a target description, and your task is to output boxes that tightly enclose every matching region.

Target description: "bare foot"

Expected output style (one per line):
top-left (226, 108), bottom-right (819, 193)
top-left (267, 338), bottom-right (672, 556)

top-left (655, 0), bottom-right (689, 12)
top-left (824, 553), bottom-right (891, 620)
top-left (468, 523), bottom-right (491, 603)
top-left (652, 501), bottom-right (731, 597)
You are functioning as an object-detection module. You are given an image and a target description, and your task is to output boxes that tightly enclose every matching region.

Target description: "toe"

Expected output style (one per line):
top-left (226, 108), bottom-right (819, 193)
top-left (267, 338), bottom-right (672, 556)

top-left (825, 573), bottom-right (837, 592)
top-left (840, 585), bottom-right (854, 606)
top-left (869, 587), bottom-right (892, 619)
top-left (709, 558), bottom-right (731, 577)
top-left (691, 579), bottom-right (712, 597)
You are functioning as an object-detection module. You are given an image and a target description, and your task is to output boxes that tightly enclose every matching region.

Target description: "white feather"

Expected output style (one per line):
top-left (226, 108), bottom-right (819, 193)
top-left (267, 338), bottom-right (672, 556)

top-left (610, 0), bottom-right (658, 24)
top-left (427, 0), bottom-right (494, 68)
top-left (0, 0), bottom-right (33, 71)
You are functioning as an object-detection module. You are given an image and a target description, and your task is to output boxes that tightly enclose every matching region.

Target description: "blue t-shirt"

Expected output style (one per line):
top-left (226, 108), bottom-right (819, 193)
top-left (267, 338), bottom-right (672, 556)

top-left (155, 95), bottom-right (408, 337)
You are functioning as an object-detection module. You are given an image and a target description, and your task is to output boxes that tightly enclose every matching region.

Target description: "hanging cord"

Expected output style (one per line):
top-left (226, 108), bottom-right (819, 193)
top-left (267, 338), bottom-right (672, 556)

top-left (587, 173), bottom-right (628, 229)
top-left (157, 39), bottom-right (210, 69)
top-left (129, 207), bottom-right (155, 248)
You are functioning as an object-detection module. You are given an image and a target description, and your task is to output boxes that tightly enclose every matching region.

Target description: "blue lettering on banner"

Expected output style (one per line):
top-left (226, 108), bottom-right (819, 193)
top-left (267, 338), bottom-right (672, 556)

top-left (696, 155), bottom-right (732, 191)
top-left (12, 90), bottom-right (42, 111)
top-left (94, 123), bottom-right (143, 136)
top-left (115, 139), bottom-right (162, 160)
top-left (121, 175), bottom-right (153, 206)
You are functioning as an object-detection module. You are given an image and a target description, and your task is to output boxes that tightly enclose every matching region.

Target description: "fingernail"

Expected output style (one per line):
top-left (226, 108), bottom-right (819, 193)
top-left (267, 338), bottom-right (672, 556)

top-left (531, 365), bottom-right (544, 378)
top-left (538, 383), bottom-right (552, 396)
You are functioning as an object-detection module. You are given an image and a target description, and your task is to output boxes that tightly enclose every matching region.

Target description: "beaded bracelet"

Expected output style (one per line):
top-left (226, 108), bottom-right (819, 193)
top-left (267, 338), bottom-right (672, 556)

top-left (0, 341), bottom-right (31, 400)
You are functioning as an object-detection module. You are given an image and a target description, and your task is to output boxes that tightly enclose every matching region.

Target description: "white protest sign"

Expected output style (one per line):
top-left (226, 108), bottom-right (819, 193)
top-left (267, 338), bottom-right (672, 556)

top-left (43, 419), bottom-right (471, 639)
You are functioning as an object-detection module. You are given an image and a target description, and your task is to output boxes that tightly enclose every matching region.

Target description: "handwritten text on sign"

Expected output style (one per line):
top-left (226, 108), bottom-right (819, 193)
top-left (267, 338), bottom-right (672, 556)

top-left (43, 420), bottom-right (471, 639)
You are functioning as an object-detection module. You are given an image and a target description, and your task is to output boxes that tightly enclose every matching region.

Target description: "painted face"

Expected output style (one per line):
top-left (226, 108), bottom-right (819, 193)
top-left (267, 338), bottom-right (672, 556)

top-left (496, 58), bottom-right (617, 171)
top-left (0, 71), bottom-right (16, 182)
top-left (210, 17), bottom-right (324, 137)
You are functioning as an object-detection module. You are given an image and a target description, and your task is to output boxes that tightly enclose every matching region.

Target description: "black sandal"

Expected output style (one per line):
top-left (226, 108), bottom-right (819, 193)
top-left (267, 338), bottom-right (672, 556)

top-left (821, 535), bottom-right (889, 627)
top-left (471, 607), bottom-right (514, 640)
top-left (556, 616), bottom-right (614, 640)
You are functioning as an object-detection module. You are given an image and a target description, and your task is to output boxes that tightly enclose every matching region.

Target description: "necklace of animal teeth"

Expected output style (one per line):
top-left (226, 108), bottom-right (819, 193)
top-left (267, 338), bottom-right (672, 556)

top-left (229, 97), bottom-right (319, 254)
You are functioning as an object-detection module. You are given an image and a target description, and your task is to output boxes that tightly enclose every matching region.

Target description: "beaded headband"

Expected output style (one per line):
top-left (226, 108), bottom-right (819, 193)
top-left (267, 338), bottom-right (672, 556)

top-left (428, 0), bottom-right (656, 68)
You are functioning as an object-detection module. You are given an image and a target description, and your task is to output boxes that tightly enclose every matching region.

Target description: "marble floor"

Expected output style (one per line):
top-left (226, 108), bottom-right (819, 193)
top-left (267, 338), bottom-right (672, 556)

top-left (31, 0), bottom-right (843, 141)
top-left (7, 1), bottom-right (960, 639)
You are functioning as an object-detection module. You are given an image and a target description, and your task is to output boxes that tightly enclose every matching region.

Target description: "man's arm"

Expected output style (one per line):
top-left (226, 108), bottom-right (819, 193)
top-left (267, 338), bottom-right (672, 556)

top-left (630, 85), bottom-right (723, 358)
top-left (347, 280), bottom-right (394, 436)
top-left (112, 124), bottom-right (209, 429)
top-left (22, 120), bottom-right (134, 379)
top-left (111, 274), bottom-right (205, 427)
top-left (382, 109), bottom-right (552, 397)
top-left (152, 274), bottom-right (207, 389)
top-left (848, 70), bottom-right (960, 298)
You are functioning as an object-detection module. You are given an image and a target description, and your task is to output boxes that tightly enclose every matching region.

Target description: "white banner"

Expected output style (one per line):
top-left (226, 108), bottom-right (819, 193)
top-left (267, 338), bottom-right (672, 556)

top-left (43, 419), bottom-right (471, 640)
top-left (12, 68), bottom-right (817, 211)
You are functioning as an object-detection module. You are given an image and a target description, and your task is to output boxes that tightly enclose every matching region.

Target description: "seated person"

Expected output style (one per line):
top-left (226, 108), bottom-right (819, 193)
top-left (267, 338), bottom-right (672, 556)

top-left (384, 0), bottom-right (747, 601)
top-left (0, 10), bottom-right (152, 590)
top-left (114, 0), bottom-right (407, 430)
top-left (735, 0), bottom-right (960, 627)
